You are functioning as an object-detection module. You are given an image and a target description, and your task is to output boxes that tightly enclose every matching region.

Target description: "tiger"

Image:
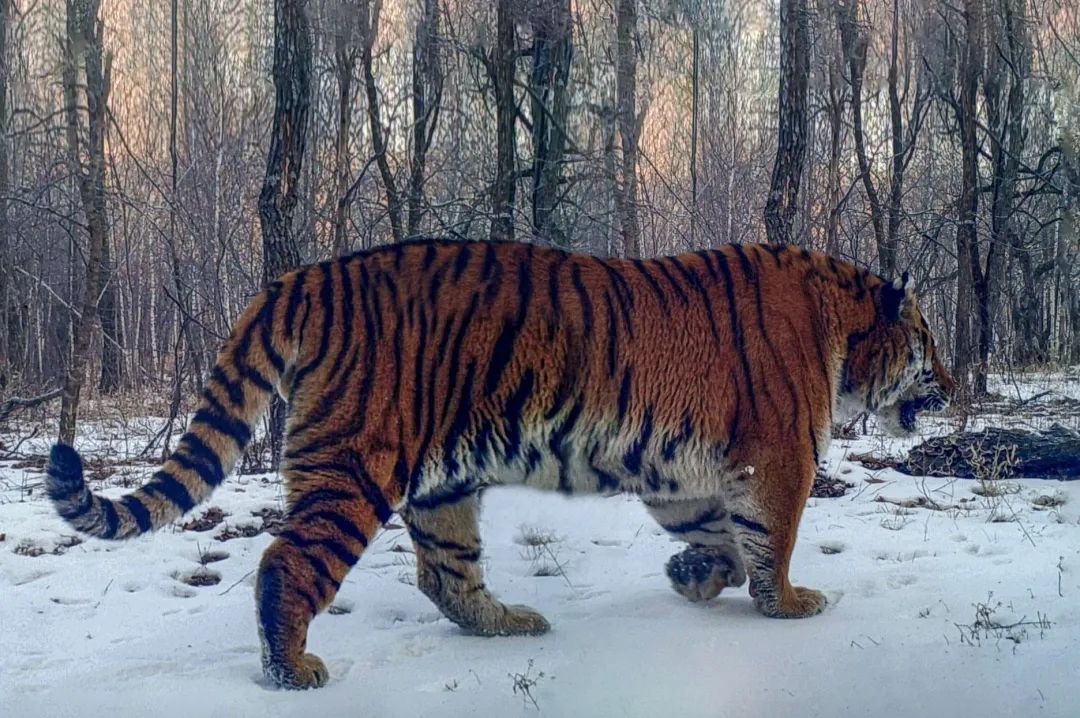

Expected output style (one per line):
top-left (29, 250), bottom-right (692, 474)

top-left (46, 238), bottom-right (955, 689)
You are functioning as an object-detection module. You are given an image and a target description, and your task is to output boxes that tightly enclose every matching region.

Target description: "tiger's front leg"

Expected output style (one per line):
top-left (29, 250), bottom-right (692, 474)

top-left (645, 497), bottom-right (747, 602)
top-left (402, 493), bottom-right (551, 636)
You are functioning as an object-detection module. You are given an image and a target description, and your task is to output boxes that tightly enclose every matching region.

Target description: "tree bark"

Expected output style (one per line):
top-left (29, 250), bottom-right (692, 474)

top-left (952, 0), bottom-right (983, 394)
top-left (764, 0), bottom-right (809, 246)
top-left (490, 0), bottom-right (516, 243)
top-left (0, 0), bottom-right (9, 392)
top-left (58, 0), bottom-right (111, 446)
top-left (408, 0), bottom-right (443, 238)
top-left (974, 0), bottom-right (1027, 394)
top-left (331, 0), bottom-right (360, 256)
top-left (614, 0), bottom-right (641, 256)
top-left (360, 0), bottom-right (403, 243)
top-left (529, 0), bottom-right (572, 245)
top-left (258, 0), bottom-right (311, 469)
top-left (97, 234), bottom-right (122, 393)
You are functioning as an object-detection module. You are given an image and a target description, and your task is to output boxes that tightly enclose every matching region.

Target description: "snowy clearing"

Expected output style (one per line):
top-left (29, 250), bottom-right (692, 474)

top-left (3, 372), bottom-right (1080, 717)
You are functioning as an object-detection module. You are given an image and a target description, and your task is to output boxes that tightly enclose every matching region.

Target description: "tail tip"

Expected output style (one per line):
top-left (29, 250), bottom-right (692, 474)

top-left (46, 443), bottom-right (85, 498)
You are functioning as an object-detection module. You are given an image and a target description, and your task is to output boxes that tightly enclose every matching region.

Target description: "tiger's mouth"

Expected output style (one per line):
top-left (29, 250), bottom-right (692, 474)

top-left (896, 393), bottom-right (947, 434)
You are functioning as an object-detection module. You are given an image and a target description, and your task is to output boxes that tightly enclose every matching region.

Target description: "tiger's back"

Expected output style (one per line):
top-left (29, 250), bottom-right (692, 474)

top-left (47, 238), bottom-right (954, 689)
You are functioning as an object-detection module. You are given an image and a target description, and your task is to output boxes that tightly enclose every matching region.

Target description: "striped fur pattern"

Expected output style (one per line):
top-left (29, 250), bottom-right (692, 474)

top-left (47, 239), bottom-right (954, 689)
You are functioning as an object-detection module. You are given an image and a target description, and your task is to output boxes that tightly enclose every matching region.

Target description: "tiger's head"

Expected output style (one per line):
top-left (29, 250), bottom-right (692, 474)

top-left (841, 273), bottom-right (956, 436)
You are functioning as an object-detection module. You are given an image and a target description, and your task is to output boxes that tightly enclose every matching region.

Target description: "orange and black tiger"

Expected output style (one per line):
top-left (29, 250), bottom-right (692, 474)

top-left (47, 238), bottom-right (954, 689)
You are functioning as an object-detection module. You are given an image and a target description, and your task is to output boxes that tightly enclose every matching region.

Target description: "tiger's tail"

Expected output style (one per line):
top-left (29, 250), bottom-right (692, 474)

top-left (47, 279), bottom-right (298, 540)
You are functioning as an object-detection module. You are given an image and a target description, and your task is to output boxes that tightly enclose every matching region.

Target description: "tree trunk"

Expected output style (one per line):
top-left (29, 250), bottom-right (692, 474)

top-left (97, 234), bottom-right (122, 393)
top-left (331, 0), bottom-right (359, 256)
top-left (975, 0), bottom-right (1028, 394)
top-left (258, 0), bottom-right (311, 469)
top-left (614, 0), bottom-right (640, 256)
top-left (764, 0), bottom-right (809, 246)
top-left (529, 0), bottom-right (572, 245)
top-left (952, 0), bottom-right (982, 394)
top-left (837, 0), bottom-right (887, 272)
top-left (58, 0), bottom-right (111, 446)
top-left (360, 0), bottom-right (402, 243)
top-left (490, 0), bottom-right (516, 243)
top-left (824, 48), bottom-right (844, 257)
top-left (0, 0), bottom-right (9, 392)
top-left (408, 0), bottom-right (443, 238)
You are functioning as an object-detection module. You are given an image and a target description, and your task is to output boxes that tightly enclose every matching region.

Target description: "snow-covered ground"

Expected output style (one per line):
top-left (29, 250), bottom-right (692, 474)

top-left (2, 371), bottom-right (1079, 717)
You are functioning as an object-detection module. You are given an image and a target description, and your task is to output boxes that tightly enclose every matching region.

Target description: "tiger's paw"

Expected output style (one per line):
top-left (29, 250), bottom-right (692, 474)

top-left (466, 603), bottom-right (551, 637)
top-left (666, 546), bottom-right (747, 602)
top-left (755, 585), bottom-right (827, 619)
top-left (266, 652), bottom-right (329, 690)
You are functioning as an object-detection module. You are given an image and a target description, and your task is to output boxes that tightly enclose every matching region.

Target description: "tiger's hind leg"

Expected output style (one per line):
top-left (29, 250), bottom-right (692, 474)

top-left (257, 454), bottom-right (396, 689)
top-left (645, 498), bottom-right (747, 602)
top-left (403, 493), bottom-right (550, 636)
top-left (731, 455), bottom-right (826, 619)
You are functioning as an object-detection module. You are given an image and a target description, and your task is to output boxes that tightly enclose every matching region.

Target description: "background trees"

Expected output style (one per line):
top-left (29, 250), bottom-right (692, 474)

top-left (0, 0), bottom-right (1076, 442)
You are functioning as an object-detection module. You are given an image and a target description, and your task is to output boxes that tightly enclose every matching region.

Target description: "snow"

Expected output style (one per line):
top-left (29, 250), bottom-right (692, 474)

top-left (3, 373), bottom-right (1080, 717)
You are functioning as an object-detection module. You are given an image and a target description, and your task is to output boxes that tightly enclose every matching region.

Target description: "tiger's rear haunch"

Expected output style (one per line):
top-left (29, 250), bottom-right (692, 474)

top-left (47, 239), bottom-right (954, 689)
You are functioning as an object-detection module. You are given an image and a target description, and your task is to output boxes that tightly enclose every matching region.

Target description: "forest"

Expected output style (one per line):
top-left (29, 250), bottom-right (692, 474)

top-left (0, 0), bottom-right (1077, 450)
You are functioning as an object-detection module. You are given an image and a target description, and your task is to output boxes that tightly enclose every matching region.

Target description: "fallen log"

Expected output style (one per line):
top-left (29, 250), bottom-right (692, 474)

top-left (900, 424), bottom-right (1080, 480)
top-left (0, 387), bottom-right (63, 423)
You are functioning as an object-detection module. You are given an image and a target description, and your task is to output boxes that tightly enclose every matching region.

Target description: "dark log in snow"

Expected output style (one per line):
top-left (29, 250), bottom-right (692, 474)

top-left (900, 424), bottom-right (1080, 480)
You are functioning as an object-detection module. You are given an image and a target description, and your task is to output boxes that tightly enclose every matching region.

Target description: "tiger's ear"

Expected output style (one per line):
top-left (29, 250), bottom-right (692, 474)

top-left (882, 271), bottom-right (913, 323)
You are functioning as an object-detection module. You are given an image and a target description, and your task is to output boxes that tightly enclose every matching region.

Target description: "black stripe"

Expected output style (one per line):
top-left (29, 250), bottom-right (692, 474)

top-left (97, 497), bottom-right (119, 538)
top-left (695, 250), bottom-right (720, 283)
top-left (407, 524), bottom-right (478, 555)
top-left (452, 244), bottom-right (472, 282)
top-left (192, 407), bottom-right (251, 449)
top-left (143, 470), bottom-right (197, 513)
top-left (570, 264), bottom-right (594, 336)
top-left (730, 513), bottom-right (769, 535)
top-left (623, 406), bottom-right (653, 474)
top-left (655, 258), bottom-right (690, 304)
top-left (422, 244), bottom-right (437, 269)
top-left (288, 487), bottom-right (358, 517)
top-left (484, 262), bottom-right (532, 395)
top-left (662, 410), bottom-right (694, 461)
top-left (120, 496), bottom-right (153, 533)
top-left (502, 369), bottom-right (535, 462)
top-left (714, 250), bottom-right (759, 418)
top-left (408, 480), bottom-right (476, 510)
top-left (210, 366), bottom-right (244, 407)
top-left (292, 264), bottom-right (335, 390)
top-left (432, 560), bottom-right (468, 581)
top-left (347, 451), bottom-right (395, 524)
top-left (304, 553), bottom-right (341, 593)
top-left (599, 260), bottom-right (635, 336)
top-left (604, 292), bottom-right (619, 376)
top-left (663, 508), bottom-right (725, 535)
top-left (631, 259), bottom-right (669, 314)
top-left (413, 305), bottom-right (429, 436)
top-left (550, 399), bottom-right (584, 494)
top-left (284, 270), bottom-right (307, 339)
top-left (617, 366), bottom-right (633, 422)
top-left (259, 326), bottom-right (285, 376)
top-left (177, 434), bottom-right (226, 486)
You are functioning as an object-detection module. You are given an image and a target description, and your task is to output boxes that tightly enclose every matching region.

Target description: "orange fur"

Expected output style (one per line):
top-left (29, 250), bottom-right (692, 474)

top-left (47, 239), bottom-right (953, 689)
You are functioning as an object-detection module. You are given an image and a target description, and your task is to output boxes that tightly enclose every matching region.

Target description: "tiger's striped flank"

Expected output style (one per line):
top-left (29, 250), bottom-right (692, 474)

top-left (48, 238), bottom-right (953, 690)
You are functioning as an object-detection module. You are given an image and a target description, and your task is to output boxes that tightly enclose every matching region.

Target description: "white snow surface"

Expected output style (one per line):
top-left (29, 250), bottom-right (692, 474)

top-left (2, 372), bottom-right (1080, 717)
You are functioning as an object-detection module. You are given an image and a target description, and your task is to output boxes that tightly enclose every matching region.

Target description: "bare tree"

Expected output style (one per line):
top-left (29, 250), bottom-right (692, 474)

top-left (259, 0), bottom-right (311, 467)
top-left (528, 0), bottom-right (572, 244)
top-left (614, 0), bottom-right (641, 256)
top-left (764, 0), bottom-right (809, 246)
top-left (490, 0), bottom-right (516, 242)
top-left (57, 0), bottom-right (112, 445)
